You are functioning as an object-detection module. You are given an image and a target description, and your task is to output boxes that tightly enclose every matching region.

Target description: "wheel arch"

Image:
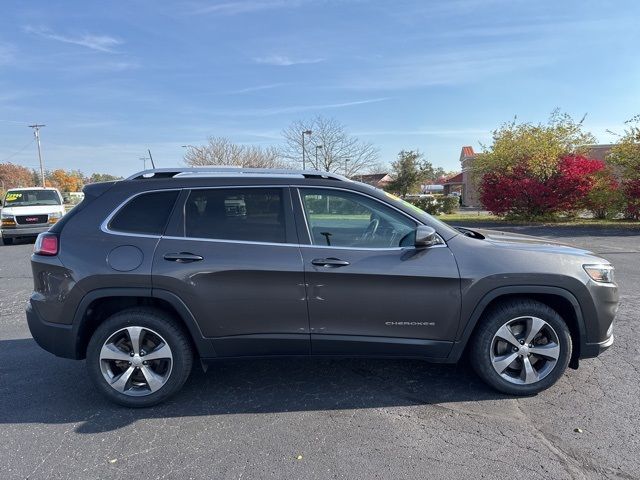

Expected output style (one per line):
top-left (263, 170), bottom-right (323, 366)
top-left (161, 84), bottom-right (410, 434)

top-left (449, 286), bottom-right (585, 367)
top-left (72, 288), bottom-right (216, 360)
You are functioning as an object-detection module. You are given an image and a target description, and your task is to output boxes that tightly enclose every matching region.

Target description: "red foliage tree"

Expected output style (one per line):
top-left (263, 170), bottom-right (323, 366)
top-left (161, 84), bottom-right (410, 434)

top-left (480, 155), bottom-right (605, 219)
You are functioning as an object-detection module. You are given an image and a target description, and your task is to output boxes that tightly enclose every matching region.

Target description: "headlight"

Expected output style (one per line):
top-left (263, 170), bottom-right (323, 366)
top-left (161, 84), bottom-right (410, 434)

top-left (1, 213), bottom-right (15, 226)
top-left (583, 264), bottom-right (615, 283)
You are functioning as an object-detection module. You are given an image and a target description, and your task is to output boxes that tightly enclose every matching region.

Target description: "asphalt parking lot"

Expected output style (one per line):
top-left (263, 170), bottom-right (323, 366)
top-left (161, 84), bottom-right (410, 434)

top-left (1, 226), bottom-right (639, 480)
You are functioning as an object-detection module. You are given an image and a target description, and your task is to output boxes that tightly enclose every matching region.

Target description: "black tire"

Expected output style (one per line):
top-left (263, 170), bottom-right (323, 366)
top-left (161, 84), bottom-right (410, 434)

top-left (469, 299), bottom-right (572, 395)
top-left (86, 307), bottom-right (194, 407)
top-left (2, 237), bottom-right (14, 245)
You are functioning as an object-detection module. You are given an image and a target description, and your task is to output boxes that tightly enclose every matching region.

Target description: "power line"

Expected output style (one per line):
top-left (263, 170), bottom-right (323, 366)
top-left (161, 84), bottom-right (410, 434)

top-left (0, 138), bottom-right (35, 163)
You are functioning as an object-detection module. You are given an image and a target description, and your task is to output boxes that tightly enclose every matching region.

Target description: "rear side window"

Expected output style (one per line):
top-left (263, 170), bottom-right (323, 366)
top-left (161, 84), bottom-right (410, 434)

top-left (184, 188), bottom-right (286, 243)
top-left (109, 190), bottom-right (179, 235)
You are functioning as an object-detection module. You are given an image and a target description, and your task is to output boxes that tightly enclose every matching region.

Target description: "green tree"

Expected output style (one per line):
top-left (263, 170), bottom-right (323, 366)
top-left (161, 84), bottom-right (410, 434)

top-left (475, 110), bottom-right (596, 180)
top-left (608, 114), bottom-right (640, 179)
top-left (386, 150), bottom-right (434, 197)
top-left (86, 172), bottom-right (123, 184)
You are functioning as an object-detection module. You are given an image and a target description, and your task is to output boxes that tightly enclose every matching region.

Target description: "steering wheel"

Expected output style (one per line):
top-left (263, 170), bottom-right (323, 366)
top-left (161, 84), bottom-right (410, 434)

top-left (360, 218), bottom-right (380, 242)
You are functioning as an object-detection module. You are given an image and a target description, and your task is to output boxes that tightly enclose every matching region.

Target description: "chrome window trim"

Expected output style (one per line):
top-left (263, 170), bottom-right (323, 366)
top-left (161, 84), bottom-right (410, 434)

top-left (101, 184), bottom-right (447, 250)
top-left (160, 234), bottom-right (410, 251)
top-left (294, 185), bottom-right (446, 249)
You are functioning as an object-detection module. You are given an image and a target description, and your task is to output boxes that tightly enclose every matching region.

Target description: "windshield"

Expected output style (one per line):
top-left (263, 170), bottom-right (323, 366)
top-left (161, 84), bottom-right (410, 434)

top-left (4, 190), bottom-right (61, 207)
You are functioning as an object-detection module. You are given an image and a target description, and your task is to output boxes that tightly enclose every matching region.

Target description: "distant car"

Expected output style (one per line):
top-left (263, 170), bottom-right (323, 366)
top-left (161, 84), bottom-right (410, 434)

top-left (27, 168), bottom-right (617, 407)
top-left (1, 187), bottom-right (65, 245)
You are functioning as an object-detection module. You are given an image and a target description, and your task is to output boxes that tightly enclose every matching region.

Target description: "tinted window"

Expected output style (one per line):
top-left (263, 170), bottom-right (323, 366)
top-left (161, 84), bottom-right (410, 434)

top-left (4, 189), bottom-right (61, 206)
top-left (185, 188), bottom-right (286, 243)
top-left (300, 188), bottom-right (416, 248)
top-left (109, 190), bottom-right (178, 235)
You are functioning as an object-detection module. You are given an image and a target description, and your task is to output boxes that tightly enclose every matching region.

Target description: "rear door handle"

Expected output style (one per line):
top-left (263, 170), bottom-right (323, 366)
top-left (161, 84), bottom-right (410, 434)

top-left (311, 257), bottom-right (350, 268)
top-left (163, 252), bottom-right (204, 263)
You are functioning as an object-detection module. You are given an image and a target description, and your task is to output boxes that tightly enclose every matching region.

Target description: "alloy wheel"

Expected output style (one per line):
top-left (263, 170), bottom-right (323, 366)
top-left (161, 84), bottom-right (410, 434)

top-left (99, 326), bottom-right (173, 396)
top-left (489, 316), bottom-right (561, 385)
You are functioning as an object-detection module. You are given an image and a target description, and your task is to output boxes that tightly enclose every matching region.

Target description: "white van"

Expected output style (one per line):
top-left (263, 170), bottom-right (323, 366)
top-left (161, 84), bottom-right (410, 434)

top-left (1, 187), bottom-right (65, 245)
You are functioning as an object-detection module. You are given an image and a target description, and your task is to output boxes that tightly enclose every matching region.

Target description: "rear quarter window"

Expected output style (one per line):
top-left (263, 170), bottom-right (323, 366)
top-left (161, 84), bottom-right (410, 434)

top-left (108, 190), bottom-right (179, 235)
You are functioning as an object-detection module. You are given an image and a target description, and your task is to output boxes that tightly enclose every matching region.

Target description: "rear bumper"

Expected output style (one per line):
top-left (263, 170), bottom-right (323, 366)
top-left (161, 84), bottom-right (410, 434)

top-left (2, 225), bottom-right (50, 238)
top-left (26, 300), bottom-right (77, 359)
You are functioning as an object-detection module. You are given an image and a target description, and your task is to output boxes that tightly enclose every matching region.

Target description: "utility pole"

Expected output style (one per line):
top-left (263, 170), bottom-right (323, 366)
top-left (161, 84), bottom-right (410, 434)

top-left (139, 156), bottom-right (149, 170)
top-left (28, 124), bottom-right (46, 187)
top-left (344, 158), bottom-right (350, 177)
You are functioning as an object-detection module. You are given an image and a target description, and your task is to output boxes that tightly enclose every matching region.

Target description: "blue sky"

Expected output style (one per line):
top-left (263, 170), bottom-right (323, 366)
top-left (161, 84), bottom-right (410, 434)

top-left (1, 0), bottom-right (639, 176)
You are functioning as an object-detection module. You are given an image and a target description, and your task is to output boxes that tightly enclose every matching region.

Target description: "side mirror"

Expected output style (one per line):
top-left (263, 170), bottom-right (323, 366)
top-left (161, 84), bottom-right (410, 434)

top-left (414, 225), bottom-right (438, 248)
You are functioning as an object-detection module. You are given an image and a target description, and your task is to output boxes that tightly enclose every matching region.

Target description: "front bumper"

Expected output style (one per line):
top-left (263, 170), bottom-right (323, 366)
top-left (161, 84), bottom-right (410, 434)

top-left (2, 224), bottom-right (50, 238)
top-left (581, 333), bottom-right (614, 358)
top-left (26, 300), bottom-right (77, 359)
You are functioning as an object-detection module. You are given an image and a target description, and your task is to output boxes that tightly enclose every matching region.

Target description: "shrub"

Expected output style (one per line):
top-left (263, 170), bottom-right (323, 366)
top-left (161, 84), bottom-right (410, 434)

top-left (583, 169), bottom-right (625, 219)
top-left (480, 155), bottom-right (605, 220)
top-left (622, 179), bottom-right (640, 220)
top-left (404, 195), bottom-right (459, 215)
top-left (438, 195), bottom-right (460, 214)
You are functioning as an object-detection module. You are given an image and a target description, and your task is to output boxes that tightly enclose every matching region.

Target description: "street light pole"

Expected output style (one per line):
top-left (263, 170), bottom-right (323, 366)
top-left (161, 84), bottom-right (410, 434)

top-left (315, 145), bottom-right (323, 170)
top-left (28, 124), bottom-right (46, 187)
top-left (344, 158), bottom-right (350, 176)
top-left (301, 130), bottom-right (312, 170)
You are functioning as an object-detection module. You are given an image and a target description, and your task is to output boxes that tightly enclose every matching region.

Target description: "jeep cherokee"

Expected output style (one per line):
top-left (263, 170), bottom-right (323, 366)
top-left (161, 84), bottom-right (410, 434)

top-left (26, 168), bottom-right (618, 407)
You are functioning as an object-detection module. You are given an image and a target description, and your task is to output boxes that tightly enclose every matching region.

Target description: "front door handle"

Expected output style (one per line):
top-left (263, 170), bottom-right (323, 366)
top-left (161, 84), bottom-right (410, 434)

top-left (163, 252), bottom-right (204, 263)
top-left (311, 257), bottom-right (350, 268)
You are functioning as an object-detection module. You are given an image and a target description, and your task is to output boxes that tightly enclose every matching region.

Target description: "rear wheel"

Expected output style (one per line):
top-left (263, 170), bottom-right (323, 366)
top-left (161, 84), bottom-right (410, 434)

top-left (86, 308), bottom-right (193, 407)
top-left (470, 299), bottom-right (572, 395)
top-left (2, 237), bottom-right (14, 245)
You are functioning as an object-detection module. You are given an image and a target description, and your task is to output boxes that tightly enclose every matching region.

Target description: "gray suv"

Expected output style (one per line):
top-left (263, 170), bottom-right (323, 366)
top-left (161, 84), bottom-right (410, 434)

top-left (26, 168), bottom-right (618, 407)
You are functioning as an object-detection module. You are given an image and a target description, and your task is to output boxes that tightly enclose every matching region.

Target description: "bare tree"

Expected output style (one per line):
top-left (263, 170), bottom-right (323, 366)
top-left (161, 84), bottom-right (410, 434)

top-left (184, 137), bottom-right (289, 168)
top-left (281, 116), bottom-right (380, 176)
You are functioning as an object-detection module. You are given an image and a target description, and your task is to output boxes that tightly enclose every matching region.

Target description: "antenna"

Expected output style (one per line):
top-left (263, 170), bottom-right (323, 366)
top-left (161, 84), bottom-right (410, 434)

top-left (148, 149), bottom-right (155, 169)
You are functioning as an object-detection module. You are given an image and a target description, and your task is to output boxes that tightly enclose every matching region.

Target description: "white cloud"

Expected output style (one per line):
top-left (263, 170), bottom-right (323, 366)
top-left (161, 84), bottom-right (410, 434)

top-left (253, 54), bottom-right (325, 66)
top-left (226, 83), bottom-right (290, 94)
top-left (0, 43), bottom-right (16, 65)
top-left (206, 97), bottom-right (390, 116)
top-left (191, 0), bottom-right (307, 15)
top-left (24, 26), bottom-right (122, 53)
top-left (341, 48), bottom-right (552, 90)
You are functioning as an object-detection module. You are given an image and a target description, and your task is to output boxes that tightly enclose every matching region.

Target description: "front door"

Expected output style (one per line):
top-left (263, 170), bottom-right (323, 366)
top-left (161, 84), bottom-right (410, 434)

top-left (295, 187), bottom-right (460, 358)
top-left (153, 187), bottom-right (309, 357)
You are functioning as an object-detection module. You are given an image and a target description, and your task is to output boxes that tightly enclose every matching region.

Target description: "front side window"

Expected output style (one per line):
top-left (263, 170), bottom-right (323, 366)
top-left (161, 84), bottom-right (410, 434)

top-left (4, 189), bottom-right (61, 207)
top-left (185, 188), bottom-right (286, 243)
top-left (300, 188), bottom-right (416, 248)
top-left (109, 190), bottom-right (179, 235)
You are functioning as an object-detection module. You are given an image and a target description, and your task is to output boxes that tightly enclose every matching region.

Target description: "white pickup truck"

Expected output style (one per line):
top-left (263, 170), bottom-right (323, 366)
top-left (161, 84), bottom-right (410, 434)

top-left (1, 187), bottom-right (65, 245)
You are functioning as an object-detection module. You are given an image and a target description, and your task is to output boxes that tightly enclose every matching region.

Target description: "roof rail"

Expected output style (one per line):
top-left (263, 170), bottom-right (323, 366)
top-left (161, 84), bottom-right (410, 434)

top-left (126, 167), bottom-right (350, 182)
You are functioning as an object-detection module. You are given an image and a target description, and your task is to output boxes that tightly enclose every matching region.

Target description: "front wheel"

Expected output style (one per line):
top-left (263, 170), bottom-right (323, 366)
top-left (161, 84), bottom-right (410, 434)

top-left (86, 308), bottom-right (193, 407)
top-left (470, 299), bottom-right (572, 395)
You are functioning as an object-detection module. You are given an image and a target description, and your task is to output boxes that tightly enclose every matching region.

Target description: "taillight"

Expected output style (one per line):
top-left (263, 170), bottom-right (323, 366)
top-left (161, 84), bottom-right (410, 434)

top-left (34, 233), bottom-right (59, 256)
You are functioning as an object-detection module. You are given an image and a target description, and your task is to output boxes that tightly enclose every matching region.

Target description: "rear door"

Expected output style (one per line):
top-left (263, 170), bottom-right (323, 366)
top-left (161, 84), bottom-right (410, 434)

top-left (294, 187), bottom-right (460, 358)
top-left (152, 186), bottom-right (309, 357)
